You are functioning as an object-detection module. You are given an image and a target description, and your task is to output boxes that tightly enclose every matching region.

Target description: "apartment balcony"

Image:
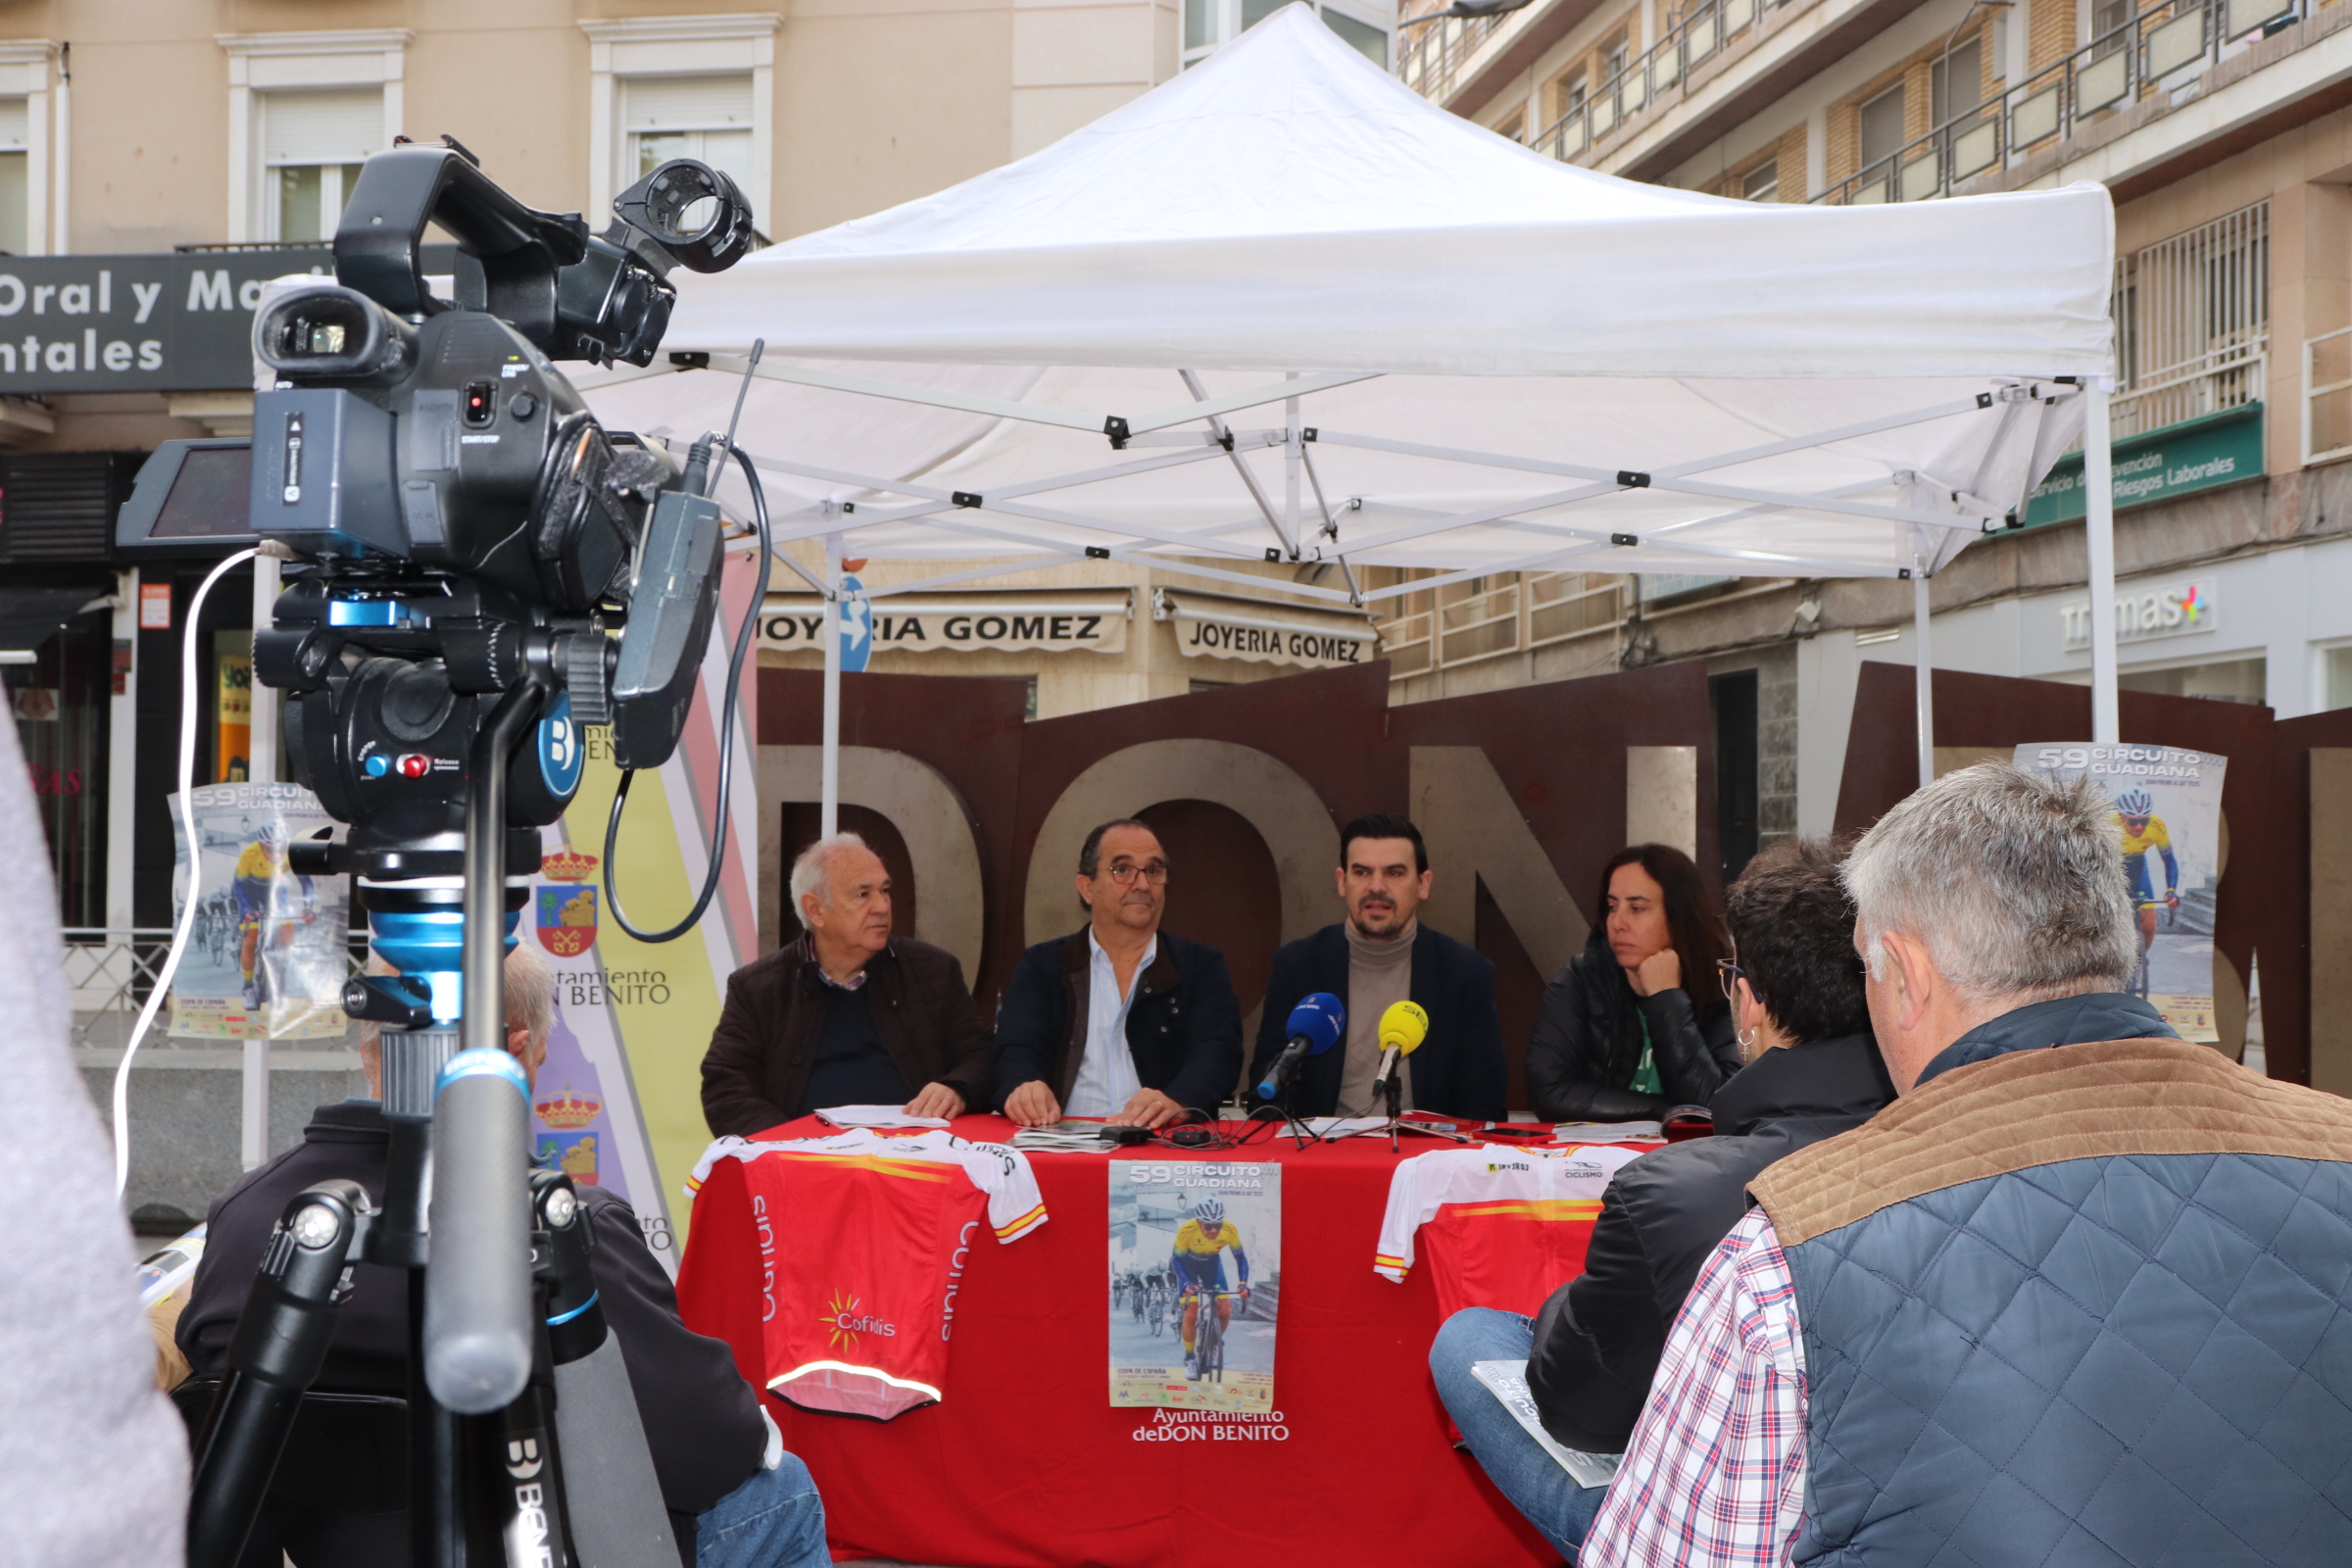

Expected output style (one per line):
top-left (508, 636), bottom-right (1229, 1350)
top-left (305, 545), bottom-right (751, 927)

top-left (1811, 0), bottom-right (2329, 207)
top-left (1375, 572), bottom-right (1627, 679)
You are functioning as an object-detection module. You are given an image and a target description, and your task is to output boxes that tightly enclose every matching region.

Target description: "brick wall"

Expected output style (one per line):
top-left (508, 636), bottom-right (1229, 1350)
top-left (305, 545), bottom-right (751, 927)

top-left (2028, 0), bottom-right (2078, 73)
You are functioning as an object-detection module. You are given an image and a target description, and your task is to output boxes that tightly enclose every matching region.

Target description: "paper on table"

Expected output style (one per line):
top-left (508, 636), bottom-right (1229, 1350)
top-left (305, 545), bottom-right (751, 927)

top-left (813, 1104), bottom-right (953, 1130)
top-left (1545, 1121), bottom-right (1663, 1142)
top-left (1469, 1360), bottom-right (1622, 1491)
top-left (1303, 1116), bottom-right (1391, 1137)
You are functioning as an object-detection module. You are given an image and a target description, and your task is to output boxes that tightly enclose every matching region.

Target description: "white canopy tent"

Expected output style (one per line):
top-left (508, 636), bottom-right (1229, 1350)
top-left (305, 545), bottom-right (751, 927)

top-left (579, 4), bottom-right (2119, 819)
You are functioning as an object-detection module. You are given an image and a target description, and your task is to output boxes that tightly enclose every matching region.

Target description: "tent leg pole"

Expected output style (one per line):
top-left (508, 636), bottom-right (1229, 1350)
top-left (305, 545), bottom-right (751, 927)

top-left (1914, 551), bottom-right (1935, 791)
top-left (2084, 386), bottom-right (2120, 747)
top-left (822, 531), bottom-right (842, 838)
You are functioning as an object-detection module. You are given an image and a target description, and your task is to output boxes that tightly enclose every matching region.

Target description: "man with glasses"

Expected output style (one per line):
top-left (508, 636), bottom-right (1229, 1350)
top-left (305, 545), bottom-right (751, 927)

top-left (994, 818), bottom-right (1243, 1129)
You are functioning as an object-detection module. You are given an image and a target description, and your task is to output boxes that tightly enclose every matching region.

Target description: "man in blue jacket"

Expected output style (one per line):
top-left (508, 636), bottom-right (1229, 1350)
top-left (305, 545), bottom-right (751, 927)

top-left (995, 818), bottom-right (1244, 1128)
top-left (1250, 813), bottom-right (1506, 1120)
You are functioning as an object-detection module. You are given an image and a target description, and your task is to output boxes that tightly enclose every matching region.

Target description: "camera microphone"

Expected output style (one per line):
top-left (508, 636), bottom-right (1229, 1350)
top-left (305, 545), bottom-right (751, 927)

top-left (422, 1049), bottom-right (534, 1414)
top-left (1255, 993), bottom-right (1346, 1102)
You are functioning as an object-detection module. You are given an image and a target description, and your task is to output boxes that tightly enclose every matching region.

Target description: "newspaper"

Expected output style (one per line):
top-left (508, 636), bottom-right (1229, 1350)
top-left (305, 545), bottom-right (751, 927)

top-left (1469, 1360), bottom-right (1622, 1491)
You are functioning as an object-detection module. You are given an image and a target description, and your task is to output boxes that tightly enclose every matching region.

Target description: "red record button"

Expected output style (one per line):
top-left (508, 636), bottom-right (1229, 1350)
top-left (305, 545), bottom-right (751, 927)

top-left (397, 754), bottom-right (431, 779)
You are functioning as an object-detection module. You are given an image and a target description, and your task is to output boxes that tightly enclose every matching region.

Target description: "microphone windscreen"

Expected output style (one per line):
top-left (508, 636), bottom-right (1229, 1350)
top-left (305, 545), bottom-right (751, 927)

top-left (1288, 992), bottom-right (1347, 1054)
top-left (1378, 1000), bottom-right (1430, 1055)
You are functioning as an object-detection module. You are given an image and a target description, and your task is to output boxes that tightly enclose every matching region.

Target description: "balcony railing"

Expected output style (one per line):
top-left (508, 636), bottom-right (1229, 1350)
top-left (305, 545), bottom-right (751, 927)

top-left (1530, 0), bottom-right (1773, 163)
top-left (2112, 349), bottom-right (2264, 441)
top-left (1375, 572), bottom-right (1627, 678)
top-left (1814, 0), bottom-right (2307, 206)
top-left (1398, 5), bottom-right (1510, 108)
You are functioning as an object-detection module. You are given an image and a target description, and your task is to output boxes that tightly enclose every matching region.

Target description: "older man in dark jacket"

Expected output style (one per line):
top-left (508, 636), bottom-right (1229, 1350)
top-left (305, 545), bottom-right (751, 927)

top-left (703, 833), bottom-right (992, 1136)
top-left (995, 818), bottom-right (1243, 1127)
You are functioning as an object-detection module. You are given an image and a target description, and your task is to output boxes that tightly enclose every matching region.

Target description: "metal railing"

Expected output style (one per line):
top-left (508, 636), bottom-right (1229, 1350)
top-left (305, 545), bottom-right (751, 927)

top-left (2113, 351), bottom-right (2265, 441)
top-left (1374, 572), bottom-right (1627, 677)
top-left (1529, 0), bottom-right (1771, 163)
top-left (1814, 0), bottom-right (2306, 206)
top-left (1398, 5), bottom-right (1510, 107)
top-left (61, 926), bottom-right (369, 1049)
top-left (2305, 328), bottom-right (2352, 465)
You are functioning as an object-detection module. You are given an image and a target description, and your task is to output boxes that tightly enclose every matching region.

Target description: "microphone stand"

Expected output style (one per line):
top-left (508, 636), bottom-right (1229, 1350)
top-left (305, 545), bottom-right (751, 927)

top-left (1332, 1061), bottom-right (1475, 1152)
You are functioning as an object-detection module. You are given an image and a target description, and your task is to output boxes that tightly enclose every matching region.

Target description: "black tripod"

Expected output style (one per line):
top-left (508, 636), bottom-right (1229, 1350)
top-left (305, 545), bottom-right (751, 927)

top-left (182, 668), bottom-right (672, 1568)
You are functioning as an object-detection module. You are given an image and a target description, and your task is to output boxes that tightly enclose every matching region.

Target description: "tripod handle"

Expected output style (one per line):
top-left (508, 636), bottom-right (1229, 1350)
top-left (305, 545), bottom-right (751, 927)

top-left (186, 1180), bottom-right (370, 1568)
top-left (423, 1049), bottom-right (534, 1413)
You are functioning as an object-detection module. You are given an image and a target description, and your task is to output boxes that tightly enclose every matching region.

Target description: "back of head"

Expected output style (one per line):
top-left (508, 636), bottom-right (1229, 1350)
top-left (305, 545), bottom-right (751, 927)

top-left (1723, 838), bottom-right (1869, 1045)
top-left (1843, 761), bottom-right (2135, 1004)
top-left (505, 939), bottom-right (556, 1048)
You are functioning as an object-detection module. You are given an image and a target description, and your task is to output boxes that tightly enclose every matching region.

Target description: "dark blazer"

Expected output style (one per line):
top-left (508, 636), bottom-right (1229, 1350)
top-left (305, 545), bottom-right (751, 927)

top-left (1524, 926), bottom-right (1742, 1121)
top-left (178, 1100), bottom-right (764, 1554)
top-left (1249, 922), bottom-right (1507, 1121)
top-left (701, 933), bottom-right (992, 1136)
top-left (991, 929), bottom-right (1244, 1115)
top-left (1523, 1031), bottom-right (1893, 1452)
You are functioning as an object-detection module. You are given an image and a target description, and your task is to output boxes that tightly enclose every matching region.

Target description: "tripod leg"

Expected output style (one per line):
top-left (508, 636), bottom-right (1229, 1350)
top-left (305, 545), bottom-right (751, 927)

top-left (187, 1181), bottom-right (370, 1568)
top-left (409, 1268), bottom-right (471, 1568)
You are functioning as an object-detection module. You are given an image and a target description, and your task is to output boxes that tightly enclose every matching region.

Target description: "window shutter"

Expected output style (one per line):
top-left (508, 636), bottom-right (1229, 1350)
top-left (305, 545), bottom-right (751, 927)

top-left (622, 74), bottom-right (753, 131)
top-left (262, 89), bottom-right (385, 166)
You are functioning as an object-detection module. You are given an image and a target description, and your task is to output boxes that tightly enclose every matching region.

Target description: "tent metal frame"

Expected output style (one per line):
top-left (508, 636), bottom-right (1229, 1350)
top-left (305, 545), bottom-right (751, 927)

top-left (600, 356), bottom-right (2116, 828)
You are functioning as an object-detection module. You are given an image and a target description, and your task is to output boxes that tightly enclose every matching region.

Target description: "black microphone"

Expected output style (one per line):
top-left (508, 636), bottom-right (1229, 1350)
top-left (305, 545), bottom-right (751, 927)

top-left (1255, 993), bottom-right (1345, 1101)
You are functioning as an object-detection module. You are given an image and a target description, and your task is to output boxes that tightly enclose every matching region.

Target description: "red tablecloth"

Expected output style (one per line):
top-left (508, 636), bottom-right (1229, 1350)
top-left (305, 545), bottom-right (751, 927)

top-left (677, 1116), bottom-right (1636, 1568)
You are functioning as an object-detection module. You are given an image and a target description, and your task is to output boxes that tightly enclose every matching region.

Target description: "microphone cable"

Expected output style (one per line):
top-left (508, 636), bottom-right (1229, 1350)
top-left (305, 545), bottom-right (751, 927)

top-left (113, 545), bottom-right (261, 1196)
top-left (602, 438), bottom-right (774, 944)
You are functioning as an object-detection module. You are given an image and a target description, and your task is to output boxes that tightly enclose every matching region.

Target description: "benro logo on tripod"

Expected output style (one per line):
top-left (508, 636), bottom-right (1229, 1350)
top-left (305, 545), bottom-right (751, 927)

top-left (505, 1437), bottom-right (544, 1480)
top-left (822, 1288), bottom-right (898, 1351)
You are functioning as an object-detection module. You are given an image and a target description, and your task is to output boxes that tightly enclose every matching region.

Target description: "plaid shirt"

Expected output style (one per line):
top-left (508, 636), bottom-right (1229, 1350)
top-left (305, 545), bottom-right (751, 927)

top-left (1581, 1208), bottom-right (1809, 1568)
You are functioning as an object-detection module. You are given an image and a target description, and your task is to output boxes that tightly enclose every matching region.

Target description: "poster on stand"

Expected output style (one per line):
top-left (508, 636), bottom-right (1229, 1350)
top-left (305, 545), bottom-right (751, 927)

top-left (2014, 742), bottom-right (2228, 1041)
top-left (525, 822), bottom-right (675, 1267)
top-left (168, 782), bottom-right (349, 1040)
top-left (1110, 1161), bottom-right (1281, 1413)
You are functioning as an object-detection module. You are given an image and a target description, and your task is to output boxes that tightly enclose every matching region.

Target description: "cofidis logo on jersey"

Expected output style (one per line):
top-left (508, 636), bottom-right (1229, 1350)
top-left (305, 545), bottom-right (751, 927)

top-left (822, 1289), bottom-right (900, 1352)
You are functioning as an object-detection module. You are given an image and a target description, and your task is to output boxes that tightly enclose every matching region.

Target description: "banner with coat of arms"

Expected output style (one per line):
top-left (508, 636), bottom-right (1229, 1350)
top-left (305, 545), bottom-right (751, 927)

top-left (524, 828), bottom-right (675, 1264)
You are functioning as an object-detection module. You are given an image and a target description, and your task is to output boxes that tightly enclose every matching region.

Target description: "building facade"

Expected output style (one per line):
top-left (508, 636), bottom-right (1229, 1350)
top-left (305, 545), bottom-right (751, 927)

top-left (1392, 0), bottom-right (2352, 890)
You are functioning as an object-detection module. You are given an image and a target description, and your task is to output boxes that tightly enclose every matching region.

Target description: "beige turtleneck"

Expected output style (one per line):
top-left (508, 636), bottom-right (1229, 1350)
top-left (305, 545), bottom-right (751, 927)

top-left (1336, 918), bottom-right (1416, 1115)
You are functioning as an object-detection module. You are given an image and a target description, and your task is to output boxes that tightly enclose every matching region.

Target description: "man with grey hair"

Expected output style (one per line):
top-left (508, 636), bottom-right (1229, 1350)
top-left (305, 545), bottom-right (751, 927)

top-left (1583, 761), bottom-right (2352, 1567)
top-left (181, 944), bottom-right (830, 1566)
top-left (702, 832), bottom-right (991, 1134)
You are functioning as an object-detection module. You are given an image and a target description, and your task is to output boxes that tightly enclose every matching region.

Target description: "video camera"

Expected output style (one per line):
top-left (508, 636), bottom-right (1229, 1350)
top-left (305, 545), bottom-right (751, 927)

top-left (121, 139), bottom-right (771, 1566)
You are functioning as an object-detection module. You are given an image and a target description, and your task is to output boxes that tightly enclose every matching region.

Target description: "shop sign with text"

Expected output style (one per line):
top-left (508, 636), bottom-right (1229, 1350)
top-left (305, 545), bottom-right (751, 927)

top-left (760, 595), bottom-right (1129, 657)
top-left (2024, 404), bottom-right (2264, 527)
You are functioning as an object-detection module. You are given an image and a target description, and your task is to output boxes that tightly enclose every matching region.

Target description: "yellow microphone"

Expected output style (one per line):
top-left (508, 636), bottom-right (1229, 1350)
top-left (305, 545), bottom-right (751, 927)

top-left (1373, 1001), bottom-right (1429, 1094)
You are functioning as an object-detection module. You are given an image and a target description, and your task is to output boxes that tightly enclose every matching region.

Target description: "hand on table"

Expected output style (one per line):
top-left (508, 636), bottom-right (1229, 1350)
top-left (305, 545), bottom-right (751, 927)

top-left (904, 1082), bottom-right (965, 1120)
top-left (1631, 949), bottom-right (1683, 998)
top-left (1107, 1089), bottom-right (1185, 1129)
top-left (1004, 1080), bottom-right (1062, 1127)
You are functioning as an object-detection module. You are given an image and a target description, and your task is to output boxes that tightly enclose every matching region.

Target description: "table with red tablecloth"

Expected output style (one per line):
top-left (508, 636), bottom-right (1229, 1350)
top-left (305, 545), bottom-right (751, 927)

top-left (676, 1115), bottom-right (1657, 1568)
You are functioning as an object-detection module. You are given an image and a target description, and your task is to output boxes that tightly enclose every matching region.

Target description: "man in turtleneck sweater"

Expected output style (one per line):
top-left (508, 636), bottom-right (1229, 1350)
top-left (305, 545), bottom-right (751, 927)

top-left (1249, 813), bottom-right (1506, 1120)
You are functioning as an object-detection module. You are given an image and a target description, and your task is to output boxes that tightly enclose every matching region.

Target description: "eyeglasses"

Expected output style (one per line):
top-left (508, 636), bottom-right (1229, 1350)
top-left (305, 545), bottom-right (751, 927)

top-left (1716, 957), bottom-right (1747, 1004)
top-left (1102, 860), bottom-right (1170, 886)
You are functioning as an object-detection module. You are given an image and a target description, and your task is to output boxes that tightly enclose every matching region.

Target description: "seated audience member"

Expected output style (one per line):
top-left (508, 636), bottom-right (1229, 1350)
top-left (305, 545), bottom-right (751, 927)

top-left (1250, 812), bottom-right (1505, 1119)
top-left (702, 832), bottom-right (991, 1135)
top-left (1526, 844), bottom-right (1740, 1121)
top-left (1584, 763), bottom-right (2352, 1567)
top-left (178, 943), bottom-right (827, 1568)
top-left (1427, 838), bottom-right (1892, 1556)
top-left (995, 818), bottom-right (1243, 1128)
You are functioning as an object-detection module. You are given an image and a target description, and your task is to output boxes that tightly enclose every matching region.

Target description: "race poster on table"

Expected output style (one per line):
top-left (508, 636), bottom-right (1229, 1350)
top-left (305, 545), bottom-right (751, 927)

top-left (523, 822), bottom-right (673, 1266)
top-left (1109, 1160), bottom-right (1281, 1414)
top-left (2014, 742), bottom-right (2228, 1041)
top-left (167, 783), bottom-right (350, 1040)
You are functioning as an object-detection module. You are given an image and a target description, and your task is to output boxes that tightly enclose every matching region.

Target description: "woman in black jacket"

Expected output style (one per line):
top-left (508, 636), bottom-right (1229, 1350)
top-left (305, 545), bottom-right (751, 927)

top-left (1524, 844), bottom-right (1738, 1121)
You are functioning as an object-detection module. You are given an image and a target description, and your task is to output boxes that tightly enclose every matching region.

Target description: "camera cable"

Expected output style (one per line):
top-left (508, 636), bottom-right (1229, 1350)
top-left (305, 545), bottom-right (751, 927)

top-left (601, 440), bottom-right (774, 943)
top-left (113, 544), bottom-right (263, 1196)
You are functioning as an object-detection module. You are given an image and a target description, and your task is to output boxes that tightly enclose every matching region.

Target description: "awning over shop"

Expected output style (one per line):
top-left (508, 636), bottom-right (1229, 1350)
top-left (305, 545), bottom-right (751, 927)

top-left (1152, 588), bottom-right (1376, 669)
top-left (760, 592), bottom-right (1131, 655)
top-left (0, 585), bottom-right (109, 656)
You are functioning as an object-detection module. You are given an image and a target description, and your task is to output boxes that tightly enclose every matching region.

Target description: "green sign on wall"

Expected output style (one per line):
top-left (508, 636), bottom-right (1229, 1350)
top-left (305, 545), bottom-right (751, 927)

top-left (2023, 403), bottom-right (2264, 527)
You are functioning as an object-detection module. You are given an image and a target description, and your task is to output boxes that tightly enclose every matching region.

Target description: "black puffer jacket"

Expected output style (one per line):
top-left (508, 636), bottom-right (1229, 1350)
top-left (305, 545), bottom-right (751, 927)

top-left (1522, 1031), bottom-right (1894, 1452)
top-left (1525, 927), bottom-right (1741, 1121)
